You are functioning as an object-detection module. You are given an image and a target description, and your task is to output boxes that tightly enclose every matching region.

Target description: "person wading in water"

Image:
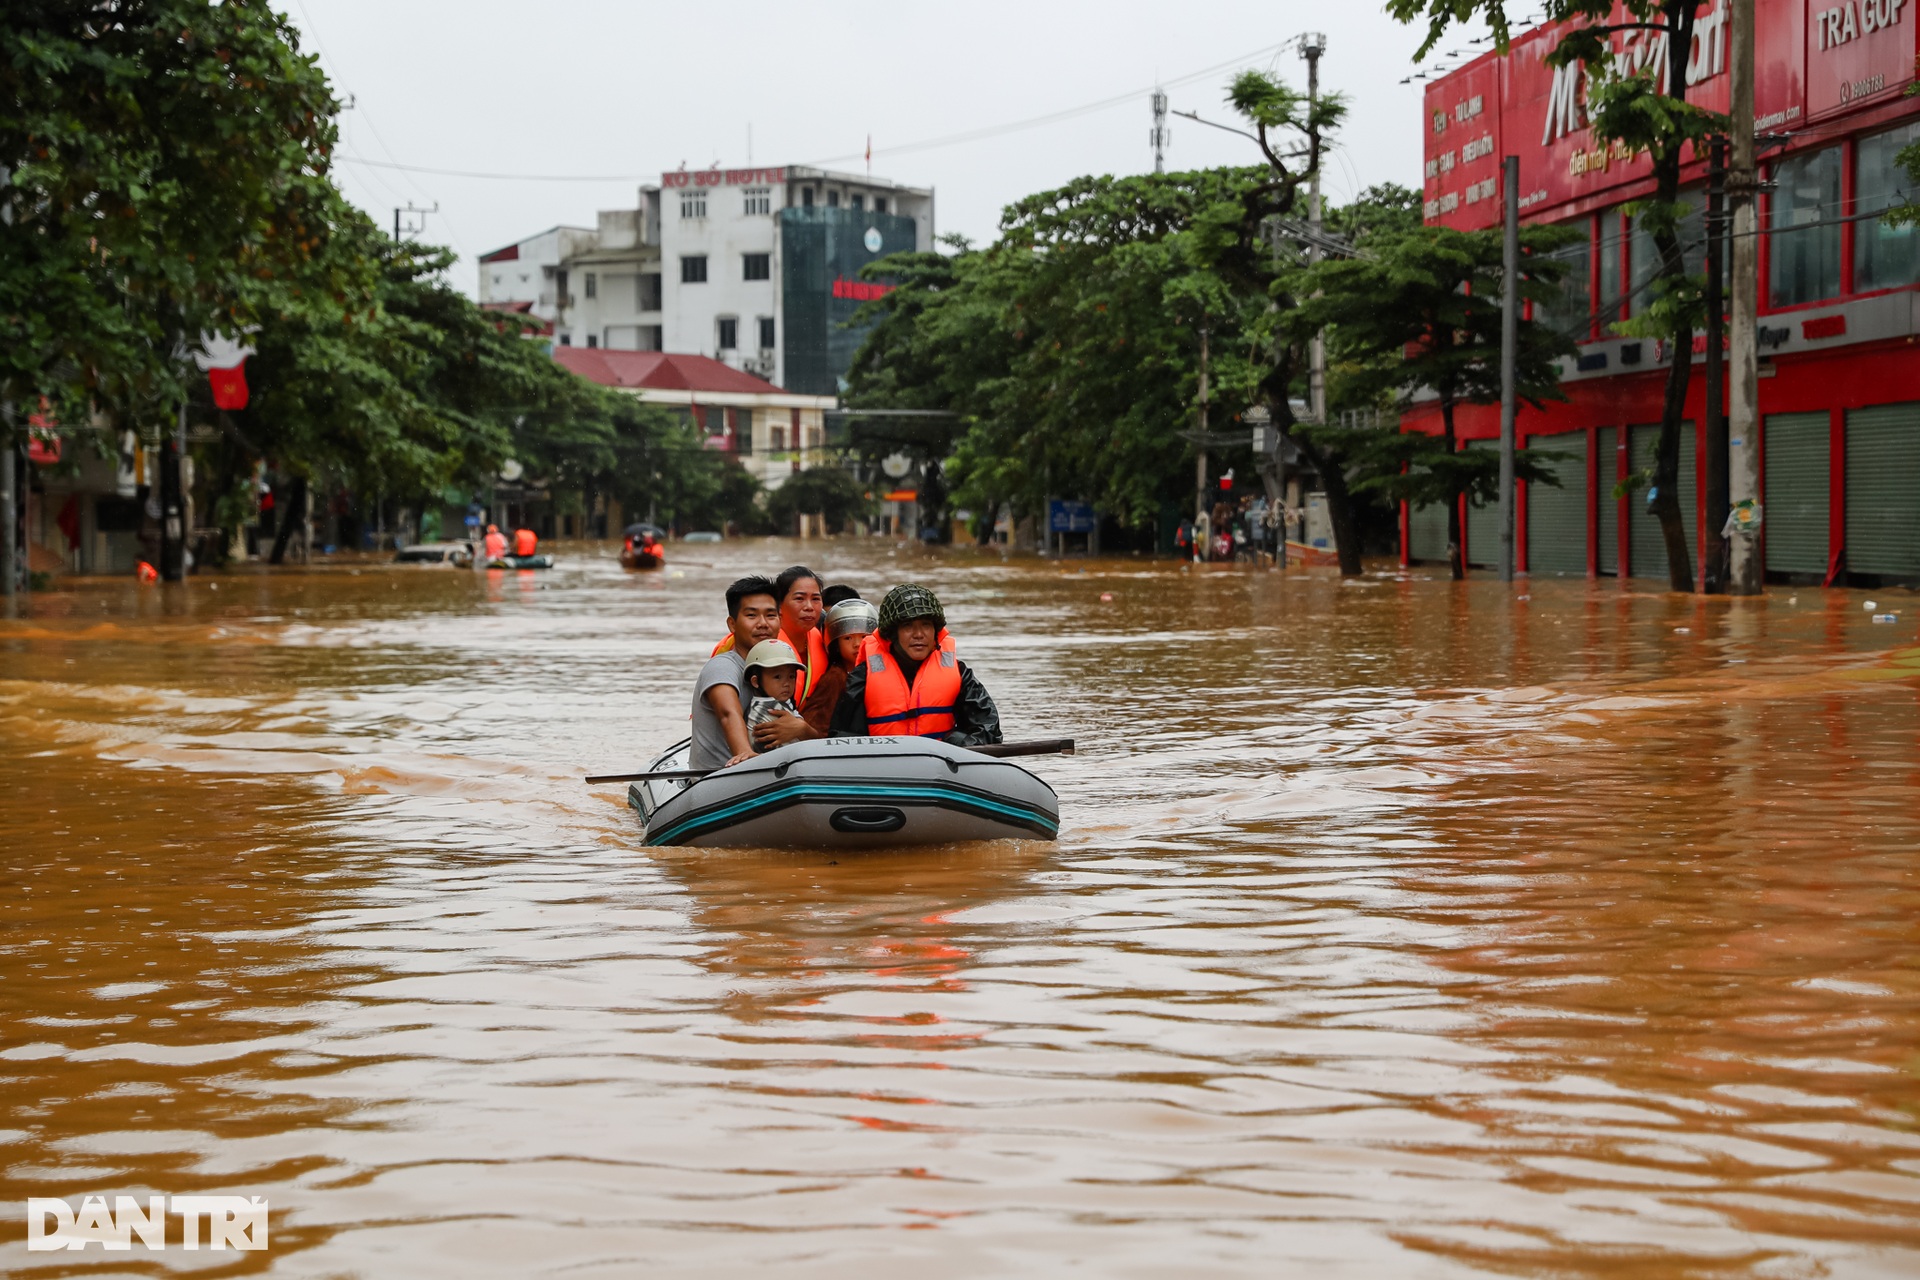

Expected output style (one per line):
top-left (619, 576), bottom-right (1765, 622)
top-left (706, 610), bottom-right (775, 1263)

top-left (829, 583), bottom-right (1002, 747)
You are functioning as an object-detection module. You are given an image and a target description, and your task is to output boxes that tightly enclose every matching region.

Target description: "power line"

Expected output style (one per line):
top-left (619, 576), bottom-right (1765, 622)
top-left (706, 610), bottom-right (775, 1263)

top-left (337, 37), bottom-right (1302, 185)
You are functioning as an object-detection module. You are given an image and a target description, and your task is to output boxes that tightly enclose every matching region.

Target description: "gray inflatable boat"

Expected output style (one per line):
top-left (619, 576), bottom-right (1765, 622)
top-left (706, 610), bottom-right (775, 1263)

top-left (629, 736), bottom-right (1060, 849)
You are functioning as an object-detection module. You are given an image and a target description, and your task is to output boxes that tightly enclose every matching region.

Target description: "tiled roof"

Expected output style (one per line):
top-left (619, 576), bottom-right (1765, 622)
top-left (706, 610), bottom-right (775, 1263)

top-left (553, 348), bottom-right (788, 395)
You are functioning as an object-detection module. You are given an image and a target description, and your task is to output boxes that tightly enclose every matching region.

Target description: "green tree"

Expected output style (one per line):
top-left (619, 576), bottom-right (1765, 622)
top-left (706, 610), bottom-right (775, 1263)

top-left (2, 0), bottom-right (341, 433)
top-left (1287, 221), bottom-right (1580, 578)
top-left (1388, 0), bottom-right (1724, 591)
top-left (765, 465), bottom-right (872, 536)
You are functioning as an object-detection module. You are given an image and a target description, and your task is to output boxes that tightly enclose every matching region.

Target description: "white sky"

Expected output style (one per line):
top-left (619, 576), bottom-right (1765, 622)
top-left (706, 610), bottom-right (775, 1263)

top-left (283, 1), bottom-right (1503, 297)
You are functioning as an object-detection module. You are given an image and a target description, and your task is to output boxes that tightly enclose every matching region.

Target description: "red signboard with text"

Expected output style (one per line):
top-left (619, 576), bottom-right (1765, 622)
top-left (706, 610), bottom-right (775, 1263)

top-left (1423, 0), bottom-right (1840, 230)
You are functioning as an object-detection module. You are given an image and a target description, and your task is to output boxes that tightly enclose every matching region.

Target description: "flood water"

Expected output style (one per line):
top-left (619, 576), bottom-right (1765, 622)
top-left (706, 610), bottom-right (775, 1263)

top-left (4, 541), bottom-right (1920, 1277)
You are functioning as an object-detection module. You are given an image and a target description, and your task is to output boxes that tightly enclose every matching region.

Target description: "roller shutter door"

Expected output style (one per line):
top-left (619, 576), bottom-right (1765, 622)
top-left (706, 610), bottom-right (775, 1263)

top-left (1409, 502), bottom-right (1448, 563)
top-left (1596, 427), bottom-right (1620, 575)
top-left (1762, 412), bottom-right (1829, 577)
top-left (1527, 430), bottom-right (1588, 575)
top-left (1845, 402), bottom-right (1920, 582)
top-left (1628, 422), bottom-right (1697, 581)
top-left (1465, 441), bottom-right (1499, 568)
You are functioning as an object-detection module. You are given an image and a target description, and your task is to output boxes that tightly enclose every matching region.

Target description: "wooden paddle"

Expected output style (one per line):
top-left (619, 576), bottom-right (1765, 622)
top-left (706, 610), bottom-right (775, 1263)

top-left (584, 737), bottom-right (1075, 785)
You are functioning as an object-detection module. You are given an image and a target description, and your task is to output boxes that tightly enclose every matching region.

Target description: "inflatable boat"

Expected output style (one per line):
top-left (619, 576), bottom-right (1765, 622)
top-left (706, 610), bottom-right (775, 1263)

top-left (488, 553), bottom-right (554, 570)
top-left (630, 736), bottom-right (1060, 848)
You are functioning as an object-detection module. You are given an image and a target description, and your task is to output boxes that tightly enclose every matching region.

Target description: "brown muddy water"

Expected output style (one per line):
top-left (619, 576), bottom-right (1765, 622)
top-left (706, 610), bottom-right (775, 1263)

top-left (3, 541), bottom-right (1920, 1277)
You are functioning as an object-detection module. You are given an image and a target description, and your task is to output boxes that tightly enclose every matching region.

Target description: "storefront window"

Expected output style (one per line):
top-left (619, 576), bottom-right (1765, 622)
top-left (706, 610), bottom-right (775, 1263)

top-left (1769, 146), bottom-right (1842, 307)
top-left (1598, 209), bottom-right (1624, 328)
top-left (1534, 218), bottom-right (1592, 337)
top-left (1628, 189), bottom-right (1705, 316)
top-left (1855, 122), bottom-right (1920, 293)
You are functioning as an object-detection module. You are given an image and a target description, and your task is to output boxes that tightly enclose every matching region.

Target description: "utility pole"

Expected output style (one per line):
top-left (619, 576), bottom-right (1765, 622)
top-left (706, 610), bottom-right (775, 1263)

top-left (1302, 33), bottom-right (1328, 428)
top-left (393, 202), bottom-right (438, 242)
top-left (159, 401), bottom-right (187, 581)
top-left (1703, 136), bottom-right (1730, 594)
top-left (1498, 154), bottom-right (1519, 583)
top-left (1195, 322), bottom-right (1210, 561)
top-left (1150, 88), bottom-right (1169, 174)
top-left (1727, 0), bottom-right (1762, 595)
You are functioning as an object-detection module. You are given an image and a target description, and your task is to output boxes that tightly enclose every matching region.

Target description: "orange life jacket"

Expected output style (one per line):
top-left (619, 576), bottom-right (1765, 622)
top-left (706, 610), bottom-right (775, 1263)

top-left (860, 630), bottom-right (960, 738)
top-left (711, 625), bottom-right (828, 701)
top-left (484, 530), bottom-right (507, 558)
top-left (513, 528), bottom-right (537, 556)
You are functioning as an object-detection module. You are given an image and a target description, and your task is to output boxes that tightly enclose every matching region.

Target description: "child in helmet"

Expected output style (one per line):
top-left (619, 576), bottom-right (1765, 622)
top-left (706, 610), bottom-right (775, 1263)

top-left (742, 639), bottom-right (805, 752)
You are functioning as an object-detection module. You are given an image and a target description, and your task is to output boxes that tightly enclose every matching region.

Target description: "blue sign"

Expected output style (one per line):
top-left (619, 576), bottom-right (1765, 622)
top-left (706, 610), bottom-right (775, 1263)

top-left (463, 514), bottom-right (481, 528)
top-left (1048, 499), bottom-right (1096, 534)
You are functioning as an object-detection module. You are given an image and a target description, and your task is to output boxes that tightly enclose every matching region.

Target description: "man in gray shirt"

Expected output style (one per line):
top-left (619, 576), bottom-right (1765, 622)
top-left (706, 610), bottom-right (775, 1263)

top-left (689, 576), bottom-right (782, 770)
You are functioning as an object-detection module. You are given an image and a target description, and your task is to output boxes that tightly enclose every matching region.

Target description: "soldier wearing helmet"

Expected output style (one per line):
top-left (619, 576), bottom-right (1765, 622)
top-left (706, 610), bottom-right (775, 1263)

top-left (829, 583), bottom-right (1003, 746)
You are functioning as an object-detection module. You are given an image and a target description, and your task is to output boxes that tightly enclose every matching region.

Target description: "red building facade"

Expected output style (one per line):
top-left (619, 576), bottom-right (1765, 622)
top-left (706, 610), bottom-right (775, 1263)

top-left (1404, 0), bottom-right (1920, 586)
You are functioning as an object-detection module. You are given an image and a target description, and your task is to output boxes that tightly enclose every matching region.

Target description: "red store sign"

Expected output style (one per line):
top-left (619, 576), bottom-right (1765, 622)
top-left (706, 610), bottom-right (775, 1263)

top-left (1421, 0), bottom-right (1912, 231)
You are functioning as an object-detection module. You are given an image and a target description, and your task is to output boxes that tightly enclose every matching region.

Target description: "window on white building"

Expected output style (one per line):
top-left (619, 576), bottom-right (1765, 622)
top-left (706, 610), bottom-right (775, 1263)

top-left (638, 273), bottom-right (661, 311)
top-left (680, 190), bottom-right (706, 219)
top-left (757, 316), bottom-right (775, 350)
top-left (717, 317), bottom-right (738, 350)
top-left (559, 334), bottom-right (572, 346)
top-left (827, 190), bottom-right (841, 208)
top-left (801, 187), bottom-right (815, 207)
top-left (874, 197), bottom-right (888, 214)
top-left (742, 253), bottom-right (771, 281)
top-left (584, 272), bottom-right (597, 299)
top-left (744, 187), bottom-right (771, 216)
top-left (681, 255), bottom-right (708, 284)
top-left (851, 193), bottom-right (865, 211)
top-left (586, 334), bottom-right (598, 348)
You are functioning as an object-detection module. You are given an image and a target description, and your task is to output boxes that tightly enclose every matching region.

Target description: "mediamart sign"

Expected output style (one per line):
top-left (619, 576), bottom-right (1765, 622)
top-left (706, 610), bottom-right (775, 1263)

top-left (26, 1195), bottom-right (268, 1252)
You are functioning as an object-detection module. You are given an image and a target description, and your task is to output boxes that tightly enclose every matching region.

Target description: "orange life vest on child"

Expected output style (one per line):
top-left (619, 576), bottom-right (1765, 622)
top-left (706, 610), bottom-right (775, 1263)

top-left (859, 630), bottom-right (960, 737)
top-left (513, 528), bottom-right (537, 557)
top-left (711, 626), bottom-right (828, 701)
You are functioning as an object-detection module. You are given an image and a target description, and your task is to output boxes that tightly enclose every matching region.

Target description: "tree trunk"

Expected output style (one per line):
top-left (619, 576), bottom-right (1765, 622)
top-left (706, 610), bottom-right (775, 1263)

top-left (1654, 329), bottom-right (1696, 591)
top-left (269, 476), bottom-right (307, 565)
top-left (1296, 437), bottom-right (1364, 576)
top-left (1650, 0), bottom-right (1700, 593)
top-left (1441, 395), bottom-right (1464, 580)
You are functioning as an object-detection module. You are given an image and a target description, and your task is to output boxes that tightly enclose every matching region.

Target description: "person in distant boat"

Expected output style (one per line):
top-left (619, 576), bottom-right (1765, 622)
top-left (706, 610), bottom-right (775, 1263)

top-left (483, 523), bottom-right (508, 560)
top-left (689, 576), bottom-right (782, 771)
top-left (513, 526), bottom-right (538, 557)
top-left (800, 597), bottom-right (875, 736)
top-left (830, 583), bottom-right (1002, 747)
top-left (741, 639), bottom-right (805, 752)
top-left (741, 565), bottom-right (831, 751)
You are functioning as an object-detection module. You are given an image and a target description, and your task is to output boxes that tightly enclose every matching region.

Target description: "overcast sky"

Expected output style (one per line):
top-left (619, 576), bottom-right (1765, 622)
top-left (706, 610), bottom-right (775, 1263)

top-left (283, 1), bottom-right (1501, 297)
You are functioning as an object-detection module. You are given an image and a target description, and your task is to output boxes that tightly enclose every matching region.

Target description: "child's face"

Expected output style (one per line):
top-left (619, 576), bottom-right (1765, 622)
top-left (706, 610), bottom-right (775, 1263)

top-left (754, 664), bottom-right (799, 702)
top-left (834, 632), bottom-right (867, 665)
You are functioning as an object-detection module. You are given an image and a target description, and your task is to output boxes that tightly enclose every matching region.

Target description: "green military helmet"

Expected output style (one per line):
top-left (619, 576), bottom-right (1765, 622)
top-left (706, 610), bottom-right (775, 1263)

top-left (877, 583), bottom-right (945, 637)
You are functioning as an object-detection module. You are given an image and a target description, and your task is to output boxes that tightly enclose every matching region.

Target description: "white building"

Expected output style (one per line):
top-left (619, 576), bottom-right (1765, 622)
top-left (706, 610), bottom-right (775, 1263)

top-left (656, 165), bottom-right (933, 393)
top-left (475, 223), bottom-right (595, 334)
top-left (554, 204), bottom-right (664, 352)
top-left (553, 349), bottom-right (835, 492)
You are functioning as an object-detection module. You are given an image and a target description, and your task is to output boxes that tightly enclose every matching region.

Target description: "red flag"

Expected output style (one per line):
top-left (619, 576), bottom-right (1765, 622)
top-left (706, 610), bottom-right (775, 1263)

top-left (209, 360), bottom-right (249, 410)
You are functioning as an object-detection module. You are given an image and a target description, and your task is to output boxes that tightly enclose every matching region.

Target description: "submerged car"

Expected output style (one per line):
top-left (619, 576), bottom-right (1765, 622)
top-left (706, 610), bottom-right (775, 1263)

top-left (683, 531), bottom-right (723, 544)
top-left (394, 540), bottom-right (474, 566)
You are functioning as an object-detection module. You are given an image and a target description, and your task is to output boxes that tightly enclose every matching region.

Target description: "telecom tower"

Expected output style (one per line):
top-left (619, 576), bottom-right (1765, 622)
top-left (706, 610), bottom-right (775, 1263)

top-left (1150, 88), bottom-right (1169, 174)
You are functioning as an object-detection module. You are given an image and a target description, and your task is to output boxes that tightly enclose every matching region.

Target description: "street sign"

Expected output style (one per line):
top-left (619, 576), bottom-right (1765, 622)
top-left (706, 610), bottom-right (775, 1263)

top-left (1048, 499), bottom-right (1096, 534)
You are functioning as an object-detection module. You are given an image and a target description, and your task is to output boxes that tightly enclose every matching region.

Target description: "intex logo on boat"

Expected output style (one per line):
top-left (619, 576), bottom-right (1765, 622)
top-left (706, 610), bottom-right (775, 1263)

top-left (26, 1195), bottom-right (269, 1251)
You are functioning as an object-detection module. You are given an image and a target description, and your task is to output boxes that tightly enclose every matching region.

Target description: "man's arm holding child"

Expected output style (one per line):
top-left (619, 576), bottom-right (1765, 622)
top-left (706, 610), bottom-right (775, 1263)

top-left (704, 682), bottom-right (756, 767)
